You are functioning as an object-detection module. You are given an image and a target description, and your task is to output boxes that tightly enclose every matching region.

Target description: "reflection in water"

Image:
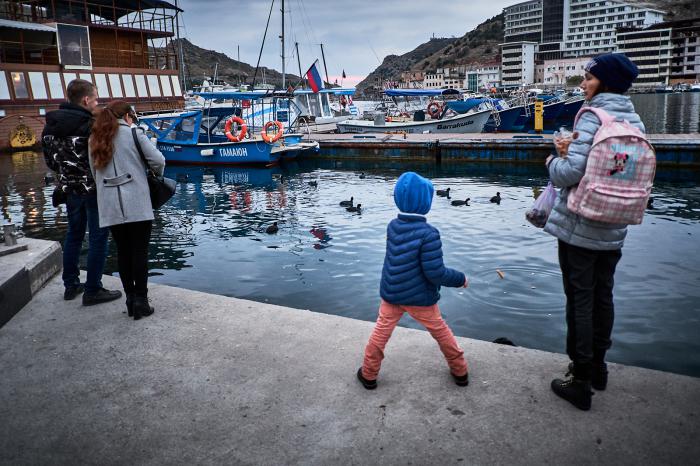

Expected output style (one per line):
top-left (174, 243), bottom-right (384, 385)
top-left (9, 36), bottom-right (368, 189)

top-left (2, 152), bottom-right (700, 378)
top-left (630, 93), bottom-right (700, 134)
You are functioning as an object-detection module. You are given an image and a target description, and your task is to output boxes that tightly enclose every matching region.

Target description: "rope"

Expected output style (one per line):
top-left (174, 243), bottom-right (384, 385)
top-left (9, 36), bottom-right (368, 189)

top-left (252, 0), bottom-right (276, 89)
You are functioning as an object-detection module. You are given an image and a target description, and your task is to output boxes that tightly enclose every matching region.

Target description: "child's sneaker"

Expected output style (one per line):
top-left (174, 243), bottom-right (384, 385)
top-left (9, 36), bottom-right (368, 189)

top-left (451, 371), bottom-right (469, 387)
top-left (356, 368), bottom-right (377, 390)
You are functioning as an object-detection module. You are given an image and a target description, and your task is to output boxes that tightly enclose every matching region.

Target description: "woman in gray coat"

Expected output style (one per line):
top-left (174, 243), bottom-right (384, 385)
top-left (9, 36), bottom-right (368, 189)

top-left (89, 101), bottom-right (165, 320)
top-left (544, 53), bottom-right (644, 410)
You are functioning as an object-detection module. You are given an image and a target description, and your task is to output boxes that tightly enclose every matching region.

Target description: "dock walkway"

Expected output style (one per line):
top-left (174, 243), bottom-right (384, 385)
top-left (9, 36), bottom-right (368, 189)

top-left (1, 250), bottom-right (699, 464)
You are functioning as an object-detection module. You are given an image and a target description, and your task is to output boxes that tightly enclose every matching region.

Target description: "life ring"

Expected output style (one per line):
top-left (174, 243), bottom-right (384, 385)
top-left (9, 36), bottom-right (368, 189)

top-left (340, 96), bottom-right (347, 108)
top-left (224, 116), bottom-right (247, 142)
top-left (427, 102), bottom-right (442, 119)
top-left (261, 120), bottom-right (284, 143)
top-left (400, 112), bottom-right (410, 118)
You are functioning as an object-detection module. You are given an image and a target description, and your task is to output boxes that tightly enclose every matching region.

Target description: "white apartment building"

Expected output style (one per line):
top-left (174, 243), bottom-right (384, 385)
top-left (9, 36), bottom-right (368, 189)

top-left (464, 65), bottom-right (502, 91)
top-left (540, 57), bottom-right (590, 85)
top-left (500, 42), bottom-right (537, 87)
top-left (423, 72), bottom-right (445, 88)
top-left (504, 0), bottom-right (543, 43)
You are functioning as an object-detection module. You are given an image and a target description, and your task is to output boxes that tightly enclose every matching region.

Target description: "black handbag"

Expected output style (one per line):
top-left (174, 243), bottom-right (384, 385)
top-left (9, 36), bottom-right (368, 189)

top-left (131, 128), bottom-right (176, 209)
top-left (51, 185), bottom-right (67, 207)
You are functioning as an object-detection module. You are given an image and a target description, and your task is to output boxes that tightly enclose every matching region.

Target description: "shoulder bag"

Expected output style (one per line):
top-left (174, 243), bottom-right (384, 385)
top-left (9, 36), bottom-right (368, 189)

top-left (131, 128), bottom-right (176, 209)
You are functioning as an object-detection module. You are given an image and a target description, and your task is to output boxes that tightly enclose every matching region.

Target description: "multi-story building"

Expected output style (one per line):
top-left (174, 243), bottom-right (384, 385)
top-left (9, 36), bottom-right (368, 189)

top-left (669, 18), bottom-right (700, 84)
top-left (399, 70), bottom-right (425, 89)
top-left (0, 0), bottom-right (184, 149)
top-left (423, 72), bottom-right (445, 88)
top-left (539, 57), bottom-right (590, 85)
top-left (504, 0), bottom-right (543, 43)
top-left (500, 41), bottom-right (537, 87)
top-left (463, 64), bottom-right (502, 91)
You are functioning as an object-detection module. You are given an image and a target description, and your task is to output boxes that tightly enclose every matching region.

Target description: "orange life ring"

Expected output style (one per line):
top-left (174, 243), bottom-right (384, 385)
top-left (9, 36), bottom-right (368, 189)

top-left (261, 120), bottom-right (284, 143)
top-left (427, 102), bottom-right (442, 119)
top-left (400, 112), bottom-right (410, 118)
top-left (224, 116), bottom-right (247, 142)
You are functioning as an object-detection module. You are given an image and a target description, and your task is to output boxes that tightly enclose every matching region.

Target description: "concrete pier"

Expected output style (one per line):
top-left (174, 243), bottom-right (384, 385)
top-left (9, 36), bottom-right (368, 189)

top-left (1, 271), bottom-right (699, 465)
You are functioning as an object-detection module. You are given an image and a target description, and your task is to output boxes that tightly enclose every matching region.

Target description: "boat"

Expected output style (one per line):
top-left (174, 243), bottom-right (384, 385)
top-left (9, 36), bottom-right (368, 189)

top-left (445, 98), bottom-right (524, 133)
top-left (654, 85), bottom-right (673, 93)
top-left (337, 89), bottom-right (492, 134)
top-left (554, 96), bottom-right (585, 128)
top-left (690, 83), bottom-right (700, 92)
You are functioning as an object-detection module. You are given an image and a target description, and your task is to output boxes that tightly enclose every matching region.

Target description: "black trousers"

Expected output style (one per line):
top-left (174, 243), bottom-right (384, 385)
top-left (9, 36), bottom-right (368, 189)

top-left (558, 240), bottom-right (622, 380)
top-left (110, 221), bottom-right (153, 296)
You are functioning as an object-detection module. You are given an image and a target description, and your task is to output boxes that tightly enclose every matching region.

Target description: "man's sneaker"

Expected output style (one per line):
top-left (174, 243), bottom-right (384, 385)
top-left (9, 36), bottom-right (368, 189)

top-left (82, 288), bottom-right (123, 306)
top-left (64, 284), bottom-right (85, 301)
top-left (356, 368), bottom-right (377, 390)
top-left (551, 377), bottom-right (593, 411)
top-left (451, 371), bottom-right (469, 387)
top-left (567, 362), bottom-right (608, 391)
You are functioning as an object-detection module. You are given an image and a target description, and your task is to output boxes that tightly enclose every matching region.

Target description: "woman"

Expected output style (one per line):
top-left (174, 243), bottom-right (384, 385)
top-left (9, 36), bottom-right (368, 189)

top-left (544, 53), bottom-right (644, 410)
top-left (89, 101), bottom-right (165, 320)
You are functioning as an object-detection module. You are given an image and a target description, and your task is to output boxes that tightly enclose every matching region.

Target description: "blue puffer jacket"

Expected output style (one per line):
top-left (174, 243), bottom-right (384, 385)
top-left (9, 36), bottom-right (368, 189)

top-left (544, 93), bottom-right (645, 250)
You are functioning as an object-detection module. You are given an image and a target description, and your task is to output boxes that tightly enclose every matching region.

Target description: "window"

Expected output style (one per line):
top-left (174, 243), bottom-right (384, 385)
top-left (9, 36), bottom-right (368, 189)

top-left (94, 74), bottom-right (109, 98)
top-left (46, 73), bottom-right (64, 99)
top-left (78, 73), bottom-right (93, 83)
top-left (159, 75), bottom-right (172, 96)
top-left (147, 75), bottom-right (161, 97)
top-left (108, 74), bottom-right (123, 97)
top-left (122, 75), bottom-right (136, 97)
top-left (11, 72), bottom-right (29, 99)
top-left (62, 72), bottom-right (78, 90)
top-left (0, 72), bottom-right (10, 100)
top-left (28, 72), bottom-right (48, 99)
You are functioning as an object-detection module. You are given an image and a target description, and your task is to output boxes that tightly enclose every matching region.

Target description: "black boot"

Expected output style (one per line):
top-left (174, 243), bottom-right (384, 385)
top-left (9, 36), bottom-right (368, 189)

top-left (551, 377), bottom-right (593, 411)
top-left (568, 362), bottom-right (607, 391)
top-left (82, 288), bottom-right (122, 306)
top-left (132, 293), bottom-right (154, 321)
top-left (125, 293), bottom-right (134, 317)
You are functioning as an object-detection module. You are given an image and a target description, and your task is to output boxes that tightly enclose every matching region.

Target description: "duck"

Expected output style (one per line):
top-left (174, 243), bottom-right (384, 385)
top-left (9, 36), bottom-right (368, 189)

top-left (359, 172), bottom-right (366, 179)
top-left (308, 180), bottom-right (318, 187)
top-left (339, 196), bottom-right (354, 207)
top-left (436, 187), bottom-right (451, 197)
top-left (490, 192), bottom-right (501, 204)
top-left (265, 222), bottom-right (279, 234)
top-left (346, 204), bottom-right (362, 213)
top-left (451, 198), bottom-right (470, 206)
top-left (647, 197), bottom-right (653, 208)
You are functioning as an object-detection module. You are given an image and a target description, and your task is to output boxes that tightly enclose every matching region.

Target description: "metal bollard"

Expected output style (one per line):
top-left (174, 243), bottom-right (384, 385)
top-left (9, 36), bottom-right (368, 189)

top-left (3, 223), bottom-right (18, 246)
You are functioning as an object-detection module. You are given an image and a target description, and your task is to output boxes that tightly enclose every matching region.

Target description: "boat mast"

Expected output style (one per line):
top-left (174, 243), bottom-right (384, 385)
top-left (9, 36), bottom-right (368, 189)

top-left (320, 43), bottom-right (330, 87)
top-left (295, 42), bottom-right (303, 88)
top-left (281, 0), bottom-right (285, 89)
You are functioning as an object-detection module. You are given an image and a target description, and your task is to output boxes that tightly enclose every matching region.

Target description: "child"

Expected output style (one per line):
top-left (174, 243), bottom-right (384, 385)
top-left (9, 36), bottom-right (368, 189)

top-left (357, 172), bottom-right (469, 390)
top-left (545, 53), bottom-right (645, 410)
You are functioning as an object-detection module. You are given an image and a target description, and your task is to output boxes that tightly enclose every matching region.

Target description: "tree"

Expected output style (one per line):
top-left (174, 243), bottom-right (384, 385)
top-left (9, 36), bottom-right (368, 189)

top-left (566, 76), bottom-right (583, 87)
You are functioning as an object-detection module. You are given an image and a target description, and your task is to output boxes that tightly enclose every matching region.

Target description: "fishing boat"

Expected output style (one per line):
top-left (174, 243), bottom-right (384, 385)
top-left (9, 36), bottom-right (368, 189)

top-left (336, 89), bottom-right (492, 134)
top-left (690, 83), bottom-right (700, 92)
top-left (445, 98), bottom-right (524, 133)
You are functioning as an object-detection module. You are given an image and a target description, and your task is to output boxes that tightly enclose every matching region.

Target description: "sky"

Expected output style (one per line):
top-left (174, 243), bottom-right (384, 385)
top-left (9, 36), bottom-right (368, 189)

top-left (176, 0), bottom-right (515, 87)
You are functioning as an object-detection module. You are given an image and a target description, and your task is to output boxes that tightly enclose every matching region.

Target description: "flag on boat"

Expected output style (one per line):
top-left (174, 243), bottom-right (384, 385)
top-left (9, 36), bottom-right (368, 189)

top-left (306, 60), bottom-right (324, 93)
top-left (342, 69), bottom-right (346, 79)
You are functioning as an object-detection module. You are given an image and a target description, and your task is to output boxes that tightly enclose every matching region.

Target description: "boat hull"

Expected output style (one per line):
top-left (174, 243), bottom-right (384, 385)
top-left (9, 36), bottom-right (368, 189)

top-left (483, 106), bottom-right (523, 132)
top-left (157, 139), bottom-right (279, 165)
top-left (336, 109), bottom-right (491, 134)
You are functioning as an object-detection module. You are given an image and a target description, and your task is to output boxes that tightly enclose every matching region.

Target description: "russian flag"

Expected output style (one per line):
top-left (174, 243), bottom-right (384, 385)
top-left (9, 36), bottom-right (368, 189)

top-left (306, 60), bottom-right (324, 93)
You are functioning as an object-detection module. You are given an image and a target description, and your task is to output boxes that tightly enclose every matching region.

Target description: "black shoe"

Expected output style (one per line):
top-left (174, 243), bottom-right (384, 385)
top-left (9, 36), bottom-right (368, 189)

top-left (132, 294), bottom-right (154, 321)
top-left (551, 377), bottom-right (593, 411)
top-left (64, 284), bottom-right (85, 301)
top-left (451, 371), bottom-right (469, 387)
top-left (82, 288), bottom-right (123, 306)
top-left (125, 293), bottom-right (134, 317)
top-left (356, 368), bottom-right (377, 390)
top-left (568, 362), bottom-right (608, 391)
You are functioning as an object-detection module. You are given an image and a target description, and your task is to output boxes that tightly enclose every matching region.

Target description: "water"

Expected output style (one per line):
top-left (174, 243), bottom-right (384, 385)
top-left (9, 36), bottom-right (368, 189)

top-left (3, 152), bottom-right (700, 377)
top-left (630, 92), bottom-right (700, 134)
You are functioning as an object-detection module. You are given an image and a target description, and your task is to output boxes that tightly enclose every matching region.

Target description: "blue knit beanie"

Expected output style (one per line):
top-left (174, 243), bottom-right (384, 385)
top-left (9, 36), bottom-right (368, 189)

top-left (585, 53), bottom-right (639, 93)
top-left (394, 172), bottom-right (433, 215)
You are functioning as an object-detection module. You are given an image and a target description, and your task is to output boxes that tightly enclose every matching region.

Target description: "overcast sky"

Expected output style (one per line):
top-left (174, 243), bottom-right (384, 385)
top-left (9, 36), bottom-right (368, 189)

top-left (177, 0), bottom-right (515, 86)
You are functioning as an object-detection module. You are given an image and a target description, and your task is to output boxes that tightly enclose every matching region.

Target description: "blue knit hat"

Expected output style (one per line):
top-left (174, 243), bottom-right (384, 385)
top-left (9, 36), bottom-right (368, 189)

top-left (394, 172), bottom-right (433, 215)
top-left (585, 53), bottom-right (639, 93)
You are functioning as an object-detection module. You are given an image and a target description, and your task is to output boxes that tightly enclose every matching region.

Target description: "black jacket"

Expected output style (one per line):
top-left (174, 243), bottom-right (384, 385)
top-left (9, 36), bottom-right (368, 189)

top-left (41, 102), bottom-right (95, 195)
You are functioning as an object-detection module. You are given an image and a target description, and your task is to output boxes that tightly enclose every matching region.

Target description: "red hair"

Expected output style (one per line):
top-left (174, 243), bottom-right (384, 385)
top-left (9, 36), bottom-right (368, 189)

top-left (89, 100), bottom-right (133, 169)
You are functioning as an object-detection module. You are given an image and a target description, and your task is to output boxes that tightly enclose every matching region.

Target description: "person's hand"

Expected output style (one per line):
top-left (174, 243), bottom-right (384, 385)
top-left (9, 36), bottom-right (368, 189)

top-left (553, 136), bottom-right (571, 156)
top-left (463, 277), bottom-right (469, 288)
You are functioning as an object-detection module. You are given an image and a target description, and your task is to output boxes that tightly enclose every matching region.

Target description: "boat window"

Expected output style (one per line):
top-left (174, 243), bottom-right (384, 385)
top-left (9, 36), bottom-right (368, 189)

top-left (134, 75), bottom-right (148, 97)
top-left (78, 73), bottom-right (93, 83)
top-left (159, 75), bottom-right (173, 97)
top-left (108, 74), bottom-right (123, 98)
top-left (170, 76), bottom-right (182, 96)
top-left (11, 72), bottom-right (29, 99)
top-left (94, 74), bottom-right (109, 98)
top-left (0, 73), bottom-right (10, 100)
top-left (46, 73), bottom-right (64, 99)
top-left (321, 93), bottom-right (331, 116)
top-left (62, 73), bottom-right (78, 90)
top-left (308, 93), bottom-right (322, 117)
top-left (147, 75), bottom-right (161, 97)
top-left (122, 75), bottom-right (136, 98)
top-left (28, 72), bottom-right (48, 100)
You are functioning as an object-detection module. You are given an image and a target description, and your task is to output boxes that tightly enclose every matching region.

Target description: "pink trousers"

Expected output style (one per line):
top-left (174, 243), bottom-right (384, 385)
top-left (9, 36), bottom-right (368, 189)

top-left (361, 300), bottom-right (468, 380)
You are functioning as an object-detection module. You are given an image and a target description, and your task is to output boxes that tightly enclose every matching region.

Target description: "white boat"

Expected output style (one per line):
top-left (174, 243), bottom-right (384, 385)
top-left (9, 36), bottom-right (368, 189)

top-left (337, 108), bottom-right (491, 134)
top-left (690, 83), bottom-right (700, 92)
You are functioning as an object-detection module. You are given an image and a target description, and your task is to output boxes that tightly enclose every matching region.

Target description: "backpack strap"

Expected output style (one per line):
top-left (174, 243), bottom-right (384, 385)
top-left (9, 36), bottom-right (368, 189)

top-left (573, 106), bottom-right (615, 129)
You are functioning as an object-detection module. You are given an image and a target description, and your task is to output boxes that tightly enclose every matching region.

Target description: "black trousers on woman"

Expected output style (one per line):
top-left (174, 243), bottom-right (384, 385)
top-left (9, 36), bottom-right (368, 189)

top-left (558, 240), bottom-right (622, 380)
top-left (110, 220), bottom-right (153, 296)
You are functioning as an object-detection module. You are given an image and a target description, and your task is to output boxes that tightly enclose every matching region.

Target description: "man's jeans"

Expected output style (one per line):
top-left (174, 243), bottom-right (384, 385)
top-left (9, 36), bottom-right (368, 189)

top-left (63, 193), bottom-right (109, 293)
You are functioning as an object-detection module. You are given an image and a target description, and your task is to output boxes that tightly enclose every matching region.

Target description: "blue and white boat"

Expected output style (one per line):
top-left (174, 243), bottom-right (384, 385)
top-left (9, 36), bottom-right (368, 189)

top-left (445, 98), bottom-right (525, 132)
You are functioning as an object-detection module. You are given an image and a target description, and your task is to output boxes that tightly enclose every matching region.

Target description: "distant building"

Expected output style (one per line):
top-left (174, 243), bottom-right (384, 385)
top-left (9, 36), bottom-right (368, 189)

top-left (539, 57), bottom-right (590, 85)
top-left (463, 64), bottom-right (502, 91)
top-left (423, 72), bottom-right (445, 88)
top-left (500, 42), bottom-right (537, 87)
top-left (399, 70), bottom-right (425, 88)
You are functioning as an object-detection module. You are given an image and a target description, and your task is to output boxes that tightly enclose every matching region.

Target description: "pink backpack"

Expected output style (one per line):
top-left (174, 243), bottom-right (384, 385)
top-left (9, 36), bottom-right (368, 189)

top-left (567, 106), bottom-right (656, 225)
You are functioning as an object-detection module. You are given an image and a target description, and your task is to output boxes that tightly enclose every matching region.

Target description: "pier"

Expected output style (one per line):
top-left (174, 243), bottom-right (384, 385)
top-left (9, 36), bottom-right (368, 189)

top-left (1, 239), bottom-right (699, 464)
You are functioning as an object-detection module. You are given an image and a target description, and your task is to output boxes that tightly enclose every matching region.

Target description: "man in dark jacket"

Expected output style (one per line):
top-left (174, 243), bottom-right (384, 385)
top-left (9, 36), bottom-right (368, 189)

top-left (42, 79), bottom-right (121, 305)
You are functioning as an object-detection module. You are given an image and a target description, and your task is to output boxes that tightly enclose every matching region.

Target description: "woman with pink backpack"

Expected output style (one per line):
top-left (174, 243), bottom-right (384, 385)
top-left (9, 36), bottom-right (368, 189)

top-left (544, 53), bottom-right (655, 411)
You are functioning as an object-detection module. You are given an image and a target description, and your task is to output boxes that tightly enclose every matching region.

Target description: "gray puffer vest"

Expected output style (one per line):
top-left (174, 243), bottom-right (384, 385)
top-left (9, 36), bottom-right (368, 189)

top-left (544, 93), bottom-right (645, 251)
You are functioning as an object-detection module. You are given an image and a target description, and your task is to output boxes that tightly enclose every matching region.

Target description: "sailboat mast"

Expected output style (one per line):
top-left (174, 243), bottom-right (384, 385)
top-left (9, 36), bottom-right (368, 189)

top-left (295, 42), bottom-right (303, 88)
top-left (281, 0), bottom-right (285, 89)
top-left (320, 43), bottom-right (330, 87)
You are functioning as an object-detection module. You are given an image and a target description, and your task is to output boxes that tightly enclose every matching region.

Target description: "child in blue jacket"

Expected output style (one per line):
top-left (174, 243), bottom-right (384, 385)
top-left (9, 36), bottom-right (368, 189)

top-left (357, 172), bottom-right (469, 390)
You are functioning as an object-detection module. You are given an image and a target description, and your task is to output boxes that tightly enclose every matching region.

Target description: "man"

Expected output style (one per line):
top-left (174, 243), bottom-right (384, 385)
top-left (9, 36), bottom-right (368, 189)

top-left (42, 79), bottom-right (122, 306)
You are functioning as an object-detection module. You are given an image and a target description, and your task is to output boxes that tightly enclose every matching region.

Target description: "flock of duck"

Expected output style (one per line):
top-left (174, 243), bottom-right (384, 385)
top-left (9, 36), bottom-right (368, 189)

top-left (436, 187), bottom-right (502, 206)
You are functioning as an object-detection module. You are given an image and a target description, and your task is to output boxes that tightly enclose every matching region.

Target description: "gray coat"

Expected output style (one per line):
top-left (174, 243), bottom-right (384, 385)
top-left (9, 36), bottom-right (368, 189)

top-left (544, 93), bottom-right (645, 251)
top-left (90, 123), bottom-right (166, 228)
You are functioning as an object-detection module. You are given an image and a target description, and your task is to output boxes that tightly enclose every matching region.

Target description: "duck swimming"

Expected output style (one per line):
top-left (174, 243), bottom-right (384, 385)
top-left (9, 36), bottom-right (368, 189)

top-left (436, 187), bottom-right (451, 197)
top-left (490, 192), bottom-right (501, 204)
top-left (265, 222), bottom-right (279, 234)
top-left (359, 173), bottom-right (366, 179)
top-left (339, 196), bottom-right (354, 207)
top-left (451, 198), bottom-right (470, 206)
top-left (346, 204), bottom-right (362, 213)
top-left (308, 180), bottom-right (318, 187)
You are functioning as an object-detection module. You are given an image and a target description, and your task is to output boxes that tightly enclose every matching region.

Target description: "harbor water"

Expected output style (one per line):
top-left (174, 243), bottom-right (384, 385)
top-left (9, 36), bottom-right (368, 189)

top-left (2, 151), bottom-right (699, 378)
